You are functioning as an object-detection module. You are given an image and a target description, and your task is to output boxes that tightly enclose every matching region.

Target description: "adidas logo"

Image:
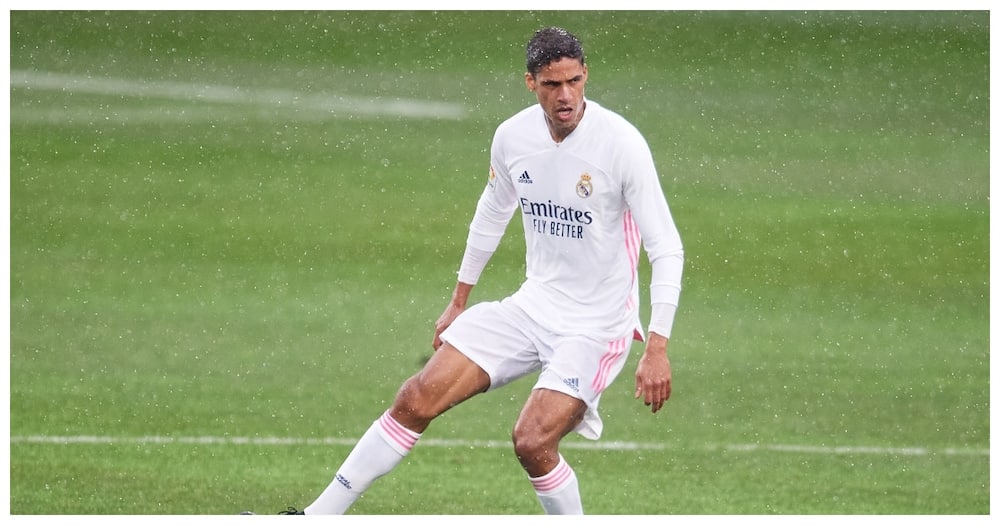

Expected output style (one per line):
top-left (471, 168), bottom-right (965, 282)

top-left (518, 171), bottom-right (533, 184)
top-left (563, 377), bottom-right (580, 392)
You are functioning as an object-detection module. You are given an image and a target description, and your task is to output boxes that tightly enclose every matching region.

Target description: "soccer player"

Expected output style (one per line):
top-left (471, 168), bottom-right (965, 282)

top-left (255, 26), bottom-right (683, 515)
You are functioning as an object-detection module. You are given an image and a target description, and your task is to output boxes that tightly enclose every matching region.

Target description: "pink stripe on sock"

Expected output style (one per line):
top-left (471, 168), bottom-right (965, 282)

top-left (378, 411), bottom-right (420, 451)
top-left (531, 458), bottom-right (573, 493)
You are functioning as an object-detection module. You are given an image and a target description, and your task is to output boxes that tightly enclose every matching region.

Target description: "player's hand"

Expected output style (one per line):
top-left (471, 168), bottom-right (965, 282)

top-left (433, 281), bottom-right (474, 350)
top-left (634, 333), bottom-right (672, 413)
top-left (432, 302), bottom-right (464, 350)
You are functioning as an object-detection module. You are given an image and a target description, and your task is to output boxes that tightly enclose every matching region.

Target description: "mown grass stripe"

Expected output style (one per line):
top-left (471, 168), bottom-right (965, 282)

top-left (9, 69), bottom-right (466, 121)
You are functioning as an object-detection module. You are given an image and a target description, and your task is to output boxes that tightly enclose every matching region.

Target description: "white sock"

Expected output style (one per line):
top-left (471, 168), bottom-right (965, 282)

top-left (304, 410), bottom-right (421, 514)
top-left (529, 455), bottom-right (583, 515)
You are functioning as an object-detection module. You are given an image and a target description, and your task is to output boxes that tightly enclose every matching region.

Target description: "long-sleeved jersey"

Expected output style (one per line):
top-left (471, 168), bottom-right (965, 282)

top-left (459, 99), bottom-right (684, 341)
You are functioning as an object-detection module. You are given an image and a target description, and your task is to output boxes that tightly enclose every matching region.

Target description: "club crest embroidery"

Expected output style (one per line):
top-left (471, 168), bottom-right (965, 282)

top-left (487, 165), bottom-right (497, 190)
top-left (576, 173), bottom-right (593, 198)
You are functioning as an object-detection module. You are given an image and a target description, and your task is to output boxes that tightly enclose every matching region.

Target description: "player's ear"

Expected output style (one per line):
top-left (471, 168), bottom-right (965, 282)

top-left (525, 71), bottom-right (536, 92)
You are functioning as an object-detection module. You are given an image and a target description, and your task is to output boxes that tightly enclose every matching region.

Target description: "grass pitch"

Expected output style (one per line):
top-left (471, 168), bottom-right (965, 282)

top-left (8, 10), bottom-right (989, 516)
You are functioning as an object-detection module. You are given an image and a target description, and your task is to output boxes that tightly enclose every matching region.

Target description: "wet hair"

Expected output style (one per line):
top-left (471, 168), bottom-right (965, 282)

top-left (525, 27), bottom-right (585, 76)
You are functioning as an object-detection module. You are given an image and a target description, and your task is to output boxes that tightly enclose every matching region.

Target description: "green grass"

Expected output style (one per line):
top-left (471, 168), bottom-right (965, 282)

top-left (8, 10), bottom-right (990, 515)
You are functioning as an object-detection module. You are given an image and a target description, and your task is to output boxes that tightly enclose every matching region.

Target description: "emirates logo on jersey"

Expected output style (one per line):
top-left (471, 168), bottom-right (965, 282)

top-left (576, 173), bottom-right (593, 198)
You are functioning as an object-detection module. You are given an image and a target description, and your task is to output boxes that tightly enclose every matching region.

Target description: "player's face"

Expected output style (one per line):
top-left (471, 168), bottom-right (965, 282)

top-left (525, 57), bottom-right (588, 142)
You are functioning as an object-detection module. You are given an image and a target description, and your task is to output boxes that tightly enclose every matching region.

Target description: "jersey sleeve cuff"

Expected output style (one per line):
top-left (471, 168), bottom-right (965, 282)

top-left (647, 302), bottom-right (678, 339)
top-left (456, 244), bottom-right (493, 285)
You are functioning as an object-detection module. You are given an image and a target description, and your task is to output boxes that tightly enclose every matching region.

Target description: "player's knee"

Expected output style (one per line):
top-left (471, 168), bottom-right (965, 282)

top-left (511, 426), bottom-right (551, 466)
top-left (390, 376), bottom-right (439, 428)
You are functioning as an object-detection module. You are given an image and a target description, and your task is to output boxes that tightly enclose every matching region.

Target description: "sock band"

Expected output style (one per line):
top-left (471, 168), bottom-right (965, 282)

top-left (377, 410), bottom-right (421, 454)
top-left (530, 455), bottom-right (574, 494)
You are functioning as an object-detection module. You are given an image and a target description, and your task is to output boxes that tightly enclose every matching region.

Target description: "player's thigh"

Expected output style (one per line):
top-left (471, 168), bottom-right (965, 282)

top-left (393, 343), bottom-right (490, 424)
top-left (439, 300), bottom-right (542, 390)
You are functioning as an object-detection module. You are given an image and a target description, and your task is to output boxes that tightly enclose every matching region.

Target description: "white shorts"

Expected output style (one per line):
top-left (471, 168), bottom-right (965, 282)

top-left (439, 298), bottom-right (632, 440)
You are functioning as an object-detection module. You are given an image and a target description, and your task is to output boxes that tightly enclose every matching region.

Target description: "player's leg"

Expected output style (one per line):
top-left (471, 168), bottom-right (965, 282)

top-left (388, 341), bottom-right (491, 432)
top-left (304, 344), bottom-right (490, 515)
top-left (512, 388), bottom-right (588, 514)
top-left (513, 333), bottom-right (633, 514)
top-left (298, 300), bottom-right (536, 515)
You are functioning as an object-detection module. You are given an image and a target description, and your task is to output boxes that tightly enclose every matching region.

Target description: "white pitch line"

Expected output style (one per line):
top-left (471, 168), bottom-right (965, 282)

top-left (9, 69), bottom-right (465, 121)
top-left (8, 434), bottom-right (989, 457)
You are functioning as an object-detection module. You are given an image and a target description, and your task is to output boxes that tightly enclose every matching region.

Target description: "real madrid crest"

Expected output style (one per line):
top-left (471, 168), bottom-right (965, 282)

top-left (576, 173), bottom-right (593, 199)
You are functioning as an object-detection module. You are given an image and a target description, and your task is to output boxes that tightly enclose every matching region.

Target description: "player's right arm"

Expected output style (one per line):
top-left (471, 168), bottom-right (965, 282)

top-left (432, 148), bottom-right (518, 349)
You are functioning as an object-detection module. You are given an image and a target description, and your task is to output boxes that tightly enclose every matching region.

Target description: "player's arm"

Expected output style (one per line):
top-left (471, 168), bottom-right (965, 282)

top-left (621, 132), bottom-right (684, 413)
top-left (433, 159), bottom-right (518, 349)
top-left (633, 198), bottom-right (682, 413)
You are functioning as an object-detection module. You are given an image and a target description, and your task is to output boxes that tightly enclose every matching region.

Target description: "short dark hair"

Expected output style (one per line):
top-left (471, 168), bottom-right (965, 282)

top-left (525, 27), bottom-right (585, 76)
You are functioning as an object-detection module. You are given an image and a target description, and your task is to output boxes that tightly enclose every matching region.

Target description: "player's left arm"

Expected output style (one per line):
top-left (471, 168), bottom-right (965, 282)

top-left (621, 131), bottom-right (684, 414)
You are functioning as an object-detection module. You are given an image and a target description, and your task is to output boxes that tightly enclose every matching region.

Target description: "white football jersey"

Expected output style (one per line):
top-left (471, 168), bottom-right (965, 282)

top-left (464, 99), bottom-right (684, 340)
